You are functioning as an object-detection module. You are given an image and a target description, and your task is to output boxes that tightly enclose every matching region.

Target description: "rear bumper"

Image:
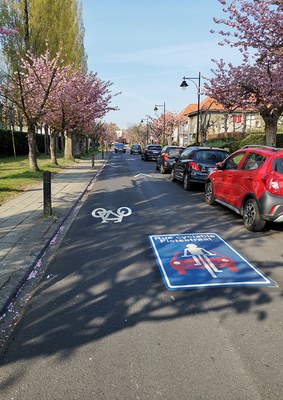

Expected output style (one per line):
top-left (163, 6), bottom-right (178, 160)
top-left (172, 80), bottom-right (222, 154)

top-left (146, 154), bottom-right (159, 159)
top-left (190, 170), bottom-right (208, 184)
top-left (259, 192), bottom-right (283, 222)
top-left (162, 160), bottom-right (175, 170)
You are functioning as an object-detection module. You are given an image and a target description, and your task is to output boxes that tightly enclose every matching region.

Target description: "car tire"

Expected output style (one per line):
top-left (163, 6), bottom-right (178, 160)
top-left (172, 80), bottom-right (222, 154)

top-left (171, 169), bottom-right (177, 182)
top-left (205, 181), bottom-right (216, 205)
top-left (160, 164), bottom-right (166, 174)
top-left (183, 173), bottom-right (193, 191)
top-left (243, 198), bottom-right (266, 232)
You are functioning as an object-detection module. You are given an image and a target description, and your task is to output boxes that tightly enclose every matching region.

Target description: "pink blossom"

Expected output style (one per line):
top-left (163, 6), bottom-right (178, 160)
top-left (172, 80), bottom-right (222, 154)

top-left (0, 27), bottom-right (17, 35)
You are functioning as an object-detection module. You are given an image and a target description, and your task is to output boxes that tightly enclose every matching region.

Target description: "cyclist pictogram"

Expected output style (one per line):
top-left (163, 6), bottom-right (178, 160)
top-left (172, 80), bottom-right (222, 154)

top-left (92, 207), bottom-right (132, 223)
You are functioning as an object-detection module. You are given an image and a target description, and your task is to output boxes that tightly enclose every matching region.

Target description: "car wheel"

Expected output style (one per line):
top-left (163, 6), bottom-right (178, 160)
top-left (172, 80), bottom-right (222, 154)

top-left (171, 169), bottom-right (177, 182)
top-left (183, 173), bottom-right (193, 191)
top-left (160, 164), bottom-right (166, 174)
top-left (205, 181), bottom-right (215, 205)
top-left (243, 198), bottom-right (266, 232)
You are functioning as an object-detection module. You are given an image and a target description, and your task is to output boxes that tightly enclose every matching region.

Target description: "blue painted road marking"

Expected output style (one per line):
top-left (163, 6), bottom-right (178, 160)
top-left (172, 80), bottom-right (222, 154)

top-left (149, 233), bottom-right (276, 290)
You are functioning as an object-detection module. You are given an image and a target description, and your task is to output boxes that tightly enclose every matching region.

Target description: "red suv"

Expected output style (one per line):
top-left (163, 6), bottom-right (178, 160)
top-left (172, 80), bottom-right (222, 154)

top-left (205, 145), bottom-right (283, 231)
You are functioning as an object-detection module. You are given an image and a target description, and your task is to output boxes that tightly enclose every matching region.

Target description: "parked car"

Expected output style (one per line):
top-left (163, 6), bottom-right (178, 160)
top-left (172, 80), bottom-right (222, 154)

top-left (156, 146), bottom-right (186, 173)
top-left (130, 144), bottom-right (142, 154)
top-left (114, 143), bottom-right (126, 153)
top-left (171, 146), bottom-right (229, 190)
top-left (141, 145), bottom-right (162, 161)
top-left (205, 145), bottom-right (283, 232)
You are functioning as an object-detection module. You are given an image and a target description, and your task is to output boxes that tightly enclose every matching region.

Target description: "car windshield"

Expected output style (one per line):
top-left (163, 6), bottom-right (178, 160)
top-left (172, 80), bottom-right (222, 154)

top-left (116, 144), bottom-right (124, 148)
top-left (132, 145), bottom-right (140, 149)
top-left (195, 150), bottom-right (228, 163)
top-left (168, 148), bottom-right (185, 156)
top-left (273, 158), bottom-right (283, 174)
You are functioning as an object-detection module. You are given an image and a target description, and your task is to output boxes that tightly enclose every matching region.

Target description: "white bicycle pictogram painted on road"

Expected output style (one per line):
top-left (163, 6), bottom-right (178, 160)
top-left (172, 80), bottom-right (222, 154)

top-left (91, 207), bottom-right (132, 223)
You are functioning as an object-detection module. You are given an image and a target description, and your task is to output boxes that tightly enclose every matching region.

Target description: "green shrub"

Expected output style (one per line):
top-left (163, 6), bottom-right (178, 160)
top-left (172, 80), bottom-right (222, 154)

top-left (206, 133), bottom-right (283, 153)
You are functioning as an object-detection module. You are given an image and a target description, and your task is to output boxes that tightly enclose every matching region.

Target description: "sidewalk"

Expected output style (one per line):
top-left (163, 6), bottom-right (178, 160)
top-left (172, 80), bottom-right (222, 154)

top-left (0, 152), bottom-right (108, 316)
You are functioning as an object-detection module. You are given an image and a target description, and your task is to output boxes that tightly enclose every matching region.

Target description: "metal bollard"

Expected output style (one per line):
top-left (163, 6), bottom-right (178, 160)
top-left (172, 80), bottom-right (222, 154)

top-left (91, 154), bottom-right (95, 168)
top-left (43, 171), bottom-right (52, 216)
top-left (102, 150), bottom-right (104, 159)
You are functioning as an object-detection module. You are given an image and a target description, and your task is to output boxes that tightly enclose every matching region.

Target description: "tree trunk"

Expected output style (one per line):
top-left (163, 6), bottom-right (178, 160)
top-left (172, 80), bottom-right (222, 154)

top-left (44, 124), bottom-right (50, 154)
top-left (261, 110), bottom-right (279, 147)
top-left (50, 130), bottom-right (58, 164)
top-left (27, 123), bottom-right (39, 171)
top-left (73, 135), bottom-right (83, 158)
top-left (60, 131), bottom-right (65, 152)
top-left (64, 132), bottom-right (74, 160)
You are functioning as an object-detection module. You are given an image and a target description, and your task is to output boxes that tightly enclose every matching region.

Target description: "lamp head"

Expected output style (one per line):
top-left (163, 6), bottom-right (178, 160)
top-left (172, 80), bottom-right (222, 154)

top-left (154, 106), bottom-right (158, 111)
top-left (180, 77), bottom-right (188, 89)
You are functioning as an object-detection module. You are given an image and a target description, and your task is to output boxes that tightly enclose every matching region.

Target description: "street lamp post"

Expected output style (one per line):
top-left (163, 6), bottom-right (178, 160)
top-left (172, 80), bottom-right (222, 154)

top-left (141, 116), bottom-right (150, 145)
top-left (180, 72), bottom-right (201, 145)
top-left (154, 102), bottom-right (166, 145)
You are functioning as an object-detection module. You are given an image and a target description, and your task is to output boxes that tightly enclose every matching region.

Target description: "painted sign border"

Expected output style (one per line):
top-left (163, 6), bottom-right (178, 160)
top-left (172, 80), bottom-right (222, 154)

top-left (149, 233), bottom-right (276, 290)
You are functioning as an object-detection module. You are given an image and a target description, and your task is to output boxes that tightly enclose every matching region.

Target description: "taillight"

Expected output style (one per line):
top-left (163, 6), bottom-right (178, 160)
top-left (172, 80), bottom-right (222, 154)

top-left (262, 174), bottom-right (282, 195)
top-left (189, 161), bottom-right (200, 171)
top-left (163, 154), bottom-right (168, 160)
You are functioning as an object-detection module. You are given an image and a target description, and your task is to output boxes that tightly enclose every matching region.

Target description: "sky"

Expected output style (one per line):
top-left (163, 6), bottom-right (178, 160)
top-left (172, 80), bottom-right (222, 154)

top-left (82, 0), bottom-right (240, 130)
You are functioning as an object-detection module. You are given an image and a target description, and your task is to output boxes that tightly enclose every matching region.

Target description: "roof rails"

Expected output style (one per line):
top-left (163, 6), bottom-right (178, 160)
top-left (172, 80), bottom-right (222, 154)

top-left (241, 145), bottom-right (280, 152)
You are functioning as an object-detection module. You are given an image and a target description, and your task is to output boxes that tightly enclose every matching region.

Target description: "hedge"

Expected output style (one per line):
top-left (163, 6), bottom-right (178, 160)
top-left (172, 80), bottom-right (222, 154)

top-left (206, 133), bottom-right (283, 152)
top-left (0, 129), bottom-right (45, 157)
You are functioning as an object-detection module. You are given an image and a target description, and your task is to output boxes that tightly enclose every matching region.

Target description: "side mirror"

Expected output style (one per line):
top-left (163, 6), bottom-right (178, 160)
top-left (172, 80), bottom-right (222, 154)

top-left (216, 161), bottom-right (223, 170)
top-left (175, 156), bottom-right (180, 162)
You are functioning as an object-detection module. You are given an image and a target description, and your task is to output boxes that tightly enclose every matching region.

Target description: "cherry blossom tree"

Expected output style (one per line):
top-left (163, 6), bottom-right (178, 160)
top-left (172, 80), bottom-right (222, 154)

top-left (100, 122), bottom-right (120, 149)
top-left (0, 49), bottom-right (62, 170)
top-left (43, 67), bottom-right (116, 160)
top-left (204, 59), bottom-right (283, 146)
top-left (124, 123), bottom-right (147, 146)
top-left (212, 0), bottom-right (283, 60)
top-left (150, 112), bottom-right (180, 145)
top-left (205, 0), bottom-right (283, 146)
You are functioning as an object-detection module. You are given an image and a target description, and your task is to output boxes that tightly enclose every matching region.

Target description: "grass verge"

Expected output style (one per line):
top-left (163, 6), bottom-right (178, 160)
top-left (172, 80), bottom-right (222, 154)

top-left (0, 153), bottom-right (77, 206)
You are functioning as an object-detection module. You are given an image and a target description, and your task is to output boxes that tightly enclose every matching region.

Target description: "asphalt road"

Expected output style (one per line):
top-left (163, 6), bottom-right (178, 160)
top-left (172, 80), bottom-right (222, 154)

top-left (1, 152), bottom-right (283, 400)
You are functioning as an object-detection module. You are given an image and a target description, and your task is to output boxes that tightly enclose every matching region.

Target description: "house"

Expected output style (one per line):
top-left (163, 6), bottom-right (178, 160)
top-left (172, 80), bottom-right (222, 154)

top-left (173, 97), bottom-right (265, 146)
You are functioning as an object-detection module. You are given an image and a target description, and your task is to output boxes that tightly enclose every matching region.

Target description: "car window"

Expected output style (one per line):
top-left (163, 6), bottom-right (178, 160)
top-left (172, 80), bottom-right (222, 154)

top-left (195, 150), bottom-right (228, 163)
top-left (242, 153), bottom-right (266, 170)
top-left (180, 149), bottom-right (192, 159)
top-left (168, 148), bottom-right (185, 156)
top-left (149, 146), bottom-right (162, 150)
top-left (223, 152), bottom-right (246, 170)
top-left (273, 158), bottom-right (283, 174)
